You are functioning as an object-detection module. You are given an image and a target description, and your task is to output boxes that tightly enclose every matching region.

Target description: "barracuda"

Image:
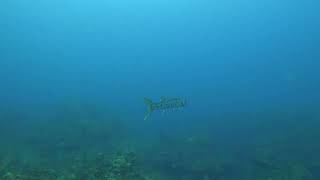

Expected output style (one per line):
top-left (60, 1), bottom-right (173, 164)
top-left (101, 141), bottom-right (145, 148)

top-left (143, 97), bottom-right (186, 120)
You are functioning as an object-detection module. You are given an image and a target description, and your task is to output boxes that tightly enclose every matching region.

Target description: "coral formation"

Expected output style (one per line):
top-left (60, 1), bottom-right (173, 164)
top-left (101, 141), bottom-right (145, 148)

top-left (0, 151), bottom-right (148, 180)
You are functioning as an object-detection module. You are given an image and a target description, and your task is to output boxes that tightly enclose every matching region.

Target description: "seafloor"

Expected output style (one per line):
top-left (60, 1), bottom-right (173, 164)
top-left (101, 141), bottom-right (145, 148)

top-left (0, 102), bottom-right (319, 180)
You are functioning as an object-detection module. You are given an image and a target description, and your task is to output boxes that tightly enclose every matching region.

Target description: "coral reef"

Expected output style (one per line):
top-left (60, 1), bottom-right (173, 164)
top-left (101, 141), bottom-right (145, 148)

top-left (253, 163), bottom-right (313, 180)
top-left (252, 147), bottom-right (312, 179)
top-left (0, 151), bottom-right (148, 180)
top-left (1, 103), bottom-right (320, 180)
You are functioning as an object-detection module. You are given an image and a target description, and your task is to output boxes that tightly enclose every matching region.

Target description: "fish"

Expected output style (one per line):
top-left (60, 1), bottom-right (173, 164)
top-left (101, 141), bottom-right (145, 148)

top-left (143, 97), bottom-right (186, 120)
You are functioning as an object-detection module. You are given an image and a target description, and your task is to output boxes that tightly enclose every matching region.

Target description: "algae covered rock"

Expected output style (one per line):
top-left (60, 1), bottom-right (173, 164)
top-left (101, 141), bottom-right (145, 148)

top-left (253, 146), bottom-right (279, 170)
top-left (107, 151), bottom-right (144, 180)
top-left (111, 152), bottom-right (134, 172)
top-left (289, 164), bottom-right (313, 180)
top-left (254, 163), bottom-right (313, 180)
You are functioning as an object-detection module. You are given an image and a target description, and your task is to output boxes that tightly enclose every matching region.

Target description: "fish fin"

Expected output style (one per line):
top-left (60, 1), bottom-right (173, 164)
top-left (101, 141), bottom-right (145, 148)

top-left (160, 96), bottom-right (166, 102)
top-left (182, 98), bottom-right (187, 106)
top-left (144, 98), bottom-right (153, 120)
top-left (144, 113), bottom-right (151, 120)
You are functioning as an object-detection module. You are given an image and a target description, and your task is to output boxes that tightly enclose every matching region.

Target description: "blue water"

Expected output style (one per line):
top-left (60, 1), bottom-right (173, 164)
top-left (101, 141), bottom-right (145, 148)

top-left (1, 0), bottom-right (319, 179)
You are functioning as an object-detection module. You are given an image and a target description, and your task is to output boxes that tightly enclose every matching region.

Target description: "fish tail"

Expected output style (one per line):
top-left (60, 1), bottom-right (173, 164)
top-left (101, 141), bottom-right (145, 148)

top-left (144, 97), bottom-right (153, 120)
top-left (183, 98), bottom-right (187, 106)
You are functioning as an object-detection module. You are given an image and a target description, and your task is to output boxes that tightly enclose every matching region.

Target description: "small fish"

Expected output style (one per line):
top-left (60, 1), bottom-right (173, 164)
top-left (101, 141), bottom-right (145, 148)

top-left (143, 97), bottom-right (186, 120)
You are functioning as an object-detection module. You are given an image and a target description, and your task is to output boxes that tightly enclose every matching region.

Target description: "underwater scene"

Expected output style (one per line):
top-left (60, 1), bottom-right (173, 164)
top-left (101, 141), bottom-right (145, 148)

top-left (1, 0), bottom-right (319, 179)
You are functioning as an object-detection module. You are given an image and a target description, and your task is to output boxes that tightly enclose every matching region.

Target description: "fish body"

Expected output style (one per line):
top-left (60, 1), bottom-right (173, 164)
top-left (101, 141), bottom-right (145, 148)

top-left (143, 97), bottom-right (186, 120)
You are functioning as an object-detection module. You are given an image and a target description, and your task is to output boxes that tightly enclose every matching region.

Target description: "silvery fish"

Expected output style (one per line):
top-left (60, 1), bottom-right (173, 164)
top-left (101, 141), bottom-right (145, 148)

top-left (143, 97), bottom-right (186, 120)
